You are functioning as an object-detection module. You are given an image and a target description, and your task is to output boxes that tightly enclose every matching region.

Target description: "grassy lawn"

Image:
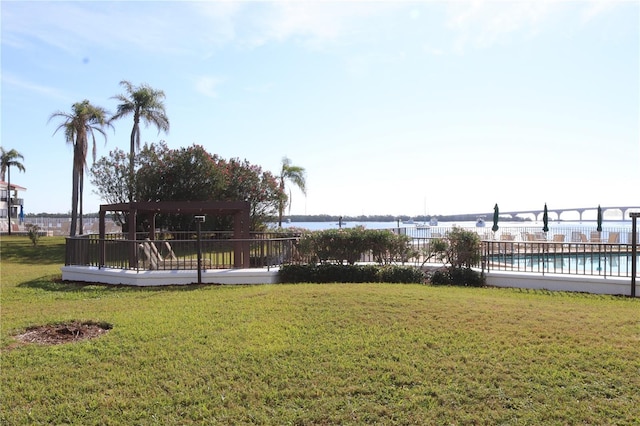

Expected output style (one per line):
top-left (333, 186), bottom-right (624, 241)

top-left (1, 236), bottom-right (639, 425)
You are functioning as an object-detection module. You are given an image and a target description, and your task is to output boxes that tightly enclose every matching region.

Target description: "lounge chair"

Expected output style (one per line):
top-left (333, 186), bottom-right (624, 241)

top-left (534, 232), bottom-right (547, 241)
top-left (607, 232), bottom-right (620, 244)
top-left (551, 234), bottom-right (566, 252)
top-left (498, 233), bottom-right (515, 253)
top-left (138, 239), bottom-right (176, 270)
top-left (590, 231), bottom-right (601, 243)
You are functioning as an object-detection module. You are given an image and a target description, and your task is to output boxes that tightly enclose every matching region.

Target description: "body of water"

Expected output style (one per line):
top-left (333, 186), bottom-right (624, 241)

top-left (280, 220), bottom-right (639, 243)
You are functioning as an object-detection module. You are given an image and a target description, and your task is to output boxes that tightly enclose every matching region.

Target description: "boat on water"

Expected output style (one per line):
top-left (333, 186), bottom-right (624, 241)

top-left (403, 218), bottom-right (415, 225)
top-left (429, 217), bottom-right (438, 226)
top-left (476, 217), bottom-right (486, 227)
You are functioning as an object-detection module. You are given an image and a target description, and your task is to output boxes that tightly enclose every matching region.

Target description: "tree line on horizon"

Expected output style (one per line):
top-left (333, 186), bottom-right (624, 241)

top-left (46, 80), bottom-right (306, 236)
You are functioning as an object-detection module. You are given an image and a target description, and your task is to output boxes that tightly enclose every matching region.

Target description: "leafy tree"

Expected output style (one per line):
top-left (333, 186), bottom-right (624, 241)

top-left (137, 143), bottom-right (227, 231)
top-left (278, 156), bottom-right (306, 227)
top-left (89, 148), bottom-right (131, 226)
top-left (91, 142), bottom-right (282, 231)
top-left (223, 158), bottom-right (281, 230)
top-left (49, 100), bottom-right (111, 236)
top-left (0, 148), bottom-right (26, 236)
top-left (110, 81), bottom-right (169, 202)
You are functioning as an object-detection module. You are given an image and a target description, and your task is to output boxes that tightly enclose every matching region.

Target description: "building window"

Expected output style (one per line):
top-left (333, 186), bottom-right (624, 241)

top-left (0, 209), bottom-right (7, 219)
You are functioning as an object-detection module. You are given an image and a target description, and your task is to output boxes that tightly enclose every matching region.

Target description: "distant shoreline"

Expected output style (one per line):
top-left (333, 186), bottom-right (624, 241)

top-left (23, 213), bottom-right (631, 223)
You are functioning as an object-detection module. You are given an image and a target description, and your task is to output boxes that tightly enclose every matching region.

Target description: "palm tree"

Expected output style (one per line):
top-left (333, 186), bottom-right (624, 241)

top-left (49, 100), bottom-right (111, 236)
top-left (1, 148), bottom-right (25, 236)
top-left (110, 80), bottom-right (169, 203)
top-left (278, 157), bottom-right (307, 227)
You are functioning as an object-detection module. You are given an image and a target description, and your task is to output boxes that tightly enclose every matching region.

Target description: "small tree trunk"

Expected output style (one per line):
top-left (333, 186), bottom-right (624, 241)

top-left (70, 167), bottom-right (79, 237)
top-left (7, 166), bottom-right (11, 236)
top-left (79, 171), bottom-right (84, 235)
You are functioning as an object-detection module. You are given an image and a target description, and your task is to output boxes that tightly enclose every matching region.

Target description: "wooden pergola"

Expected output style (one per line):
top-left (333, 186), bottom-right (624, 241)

top-left (98, 201), bottom-right (252, 268)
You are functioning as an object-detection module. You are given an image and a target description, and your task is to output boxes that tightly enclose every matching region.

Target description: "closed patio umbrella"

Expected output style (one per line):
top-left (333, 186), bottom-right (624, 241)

top-left (492, 203), bottom-right (499, 232)
top-left (542, 203), bottom-right (549, 233)
top-left (597, 205), bottom-right (603, 232)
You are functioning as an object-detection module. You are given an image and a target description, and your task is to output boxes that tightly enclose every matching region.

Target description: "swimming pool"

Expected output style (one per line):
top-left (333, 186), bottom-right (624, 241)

top-left (485, 244), bottom-right (639, 278)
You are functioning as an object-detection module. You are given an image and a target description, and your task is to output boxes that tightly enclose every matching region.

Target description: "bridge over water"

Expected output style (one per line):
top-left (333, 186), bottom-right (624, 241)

top-left (472, 206), bottom-right (640, 222)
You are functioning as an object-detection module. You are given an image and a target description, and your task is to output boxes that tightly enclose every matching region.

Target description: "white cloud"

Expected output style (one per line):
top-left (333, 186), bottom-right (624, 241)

top-left (580, 0), bottom-right (617, 23)
top-left (1, 73), bottom-right (68, 101)
top-left (194, 76), bottom-right (223, 98)
top-left (446, 1), bottom-right (553, 52)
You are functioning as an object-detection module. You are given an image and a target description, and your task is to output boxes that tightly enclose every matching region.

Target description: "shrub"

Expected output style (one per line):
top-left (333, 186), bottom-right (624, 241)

top-left (26, 224), bottom-right (42, 246)
top-left (429, 266), bottom-right (485, 287)
top-left (421, 237), bottom-right (448, 266)
top-left (279, 264), bottom-right (423, 284)
top-left (377, 265), bottom-right (425, 284)
top-left (446, 227), bottom-right (481, 268)
top-left (297, 227), bottom-right (414, 265)
top-left (430, 268), bottom-right (452, 285)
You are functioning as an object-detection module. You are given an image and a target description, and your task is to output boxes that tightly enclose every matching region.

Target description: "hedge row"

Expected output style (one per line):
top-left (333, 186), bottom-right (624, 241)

top-left (430, 267), bottom-right (485, 287)
top-left (297, 227), bottom-right (415, 265)
top-left (279, 264), bottom-right (425, 284)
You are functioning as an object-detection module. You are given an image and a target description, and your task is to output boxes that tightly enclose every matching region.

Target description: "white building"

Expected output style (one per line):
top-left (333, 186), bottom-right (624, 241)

top-left (0, 180), bottom-right (26, 232)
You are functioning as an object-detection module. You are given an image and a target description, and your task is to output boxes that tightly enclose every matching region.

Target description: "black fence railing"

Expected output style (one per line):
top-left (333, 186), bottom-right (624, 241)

top-left (65, 231), bottom-right (640, 279)
top-left (482, 241), bottom-right (639, 278)
top-left (65, 233), bottom-right (301, 271)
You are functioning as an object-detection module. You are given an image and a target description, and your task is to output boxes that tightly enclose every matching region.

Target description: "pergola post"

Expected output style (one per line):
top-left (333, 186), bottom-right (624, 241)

top-left (128, 205), bottom-right (138, 268)
top-left (233, 207), bottom-right (251, 268)
top-left (99, 209), bottom-right (106, 268)
top-left (150, 213), bottom-right (157, 240)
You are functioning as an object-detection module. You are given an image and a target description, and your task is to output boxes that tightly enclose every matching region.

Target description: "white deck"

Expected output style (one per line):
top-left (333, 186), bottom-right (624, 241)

top-left (61, 266), bottom-right (280, 286)
top-left (61, 265), bottom-right (638, 296)
top-left (484, 270), bottom-right (636, 297)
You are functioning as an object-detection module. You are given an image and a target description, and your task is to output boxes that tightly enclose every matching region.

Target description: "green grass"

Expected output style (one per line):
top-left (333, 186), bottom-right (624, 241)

top-left (1, 236), bottom-right (639, 425)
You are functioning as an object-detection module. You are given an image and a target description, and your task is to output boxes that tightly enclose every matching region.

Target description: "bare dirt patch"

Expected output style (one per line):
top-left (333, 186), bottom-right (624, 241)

top-left (14, 321), bottom-right (112, 345)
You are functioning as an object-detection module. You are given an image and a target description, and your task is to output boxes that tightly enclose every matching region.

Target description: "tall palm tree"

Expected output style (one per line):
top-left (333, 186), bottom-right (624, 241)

top-left (110, 80), bottom-right (169, 203)
top-left (1, 148), bottom-right (25, 236)
top-left (49, 100), bottom-right (111, 236)
top-left (278, 156), bottom-right (306, 227)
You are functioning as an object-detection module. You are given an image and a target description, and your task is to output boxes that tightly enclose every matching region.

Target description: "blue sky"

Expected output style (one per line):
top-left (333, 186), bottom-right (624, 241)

top-left (2, 1), bottom-right (638, 217)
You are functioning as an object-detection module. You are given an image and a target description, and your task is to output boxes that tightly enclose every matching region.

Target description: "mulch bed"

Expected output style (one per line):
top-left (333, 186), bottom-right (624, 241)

top-left (14, 321), bottom-right (112, 345)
